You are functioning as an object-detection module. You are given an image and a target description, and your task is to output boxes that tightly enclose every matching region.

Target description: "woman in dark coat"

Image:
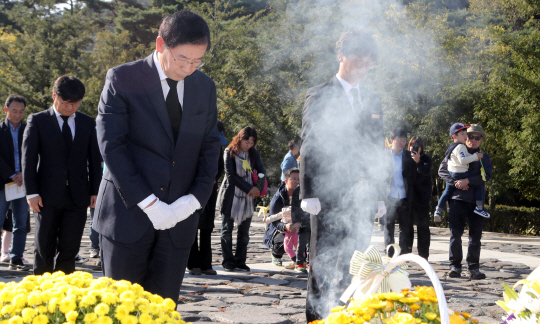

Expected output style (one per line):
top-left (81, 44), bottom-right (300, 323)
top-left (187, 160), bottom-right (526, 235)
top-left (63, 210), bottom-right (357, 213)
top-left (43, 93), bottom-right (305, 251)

top-left (409, 136), bottom-right (433, 260)
top-left (187, 120), bottom-right (226, 275)
top-left (216, 126), bottom-right (266, 272)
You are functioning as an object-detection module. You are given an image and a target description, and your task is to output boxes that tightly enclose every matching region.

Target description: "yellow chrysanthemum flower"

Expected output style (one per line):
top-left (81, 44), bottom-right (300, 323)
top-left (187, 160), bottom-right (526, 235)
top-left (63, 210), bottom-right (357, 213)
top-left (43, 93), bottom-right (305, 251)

top-left (449, 314), bottom-right (467, 324)
top-left (32, 314), bottom-right (49, 324)
top-left (66, 311), bottom-right (78, 322)
top-left (36, 306), bottom-right (47, 314)
top-left (27, 292), bottom-right (43, 306)
top-left (410, 303), bottom-right (421, 311)
top-left (121, 299), bottom-right (135, 312)
top-left (8, 315), bottom-right (23, 324)
top-left (0, 290), bottom-right (14, 303)
top-left (139, 313), bottom-right (153, 324)
top-left (59, 296), bottom-right (77, 314)
top-left (94, 303), bottom-right (110, 316)
top-left (424, 312), bottom-right (437, 321)
top-left (80, 295), bottom-right (97, 307)
top-left (13, 294), bottom-right (27, 308)
top-left (22, 308), bottom-right (37, 322)
top-left (399, 297), bottom-right (420, 304)
top-left (163, 298), bottom-right (177, 311)
top-left (83, 313), bottom-right (97, 324)
top-left (101, 293), bottom-right (117, 305)
top-left (120, 315), bottom-right (137, 324)
top-left (150, 294), bottom-right (163, 305)
top-left (2, 305), bottom-right (14, 316)
top-left (95, 317), bottom-right (112, 324)
top-left (47, 297), bottom-right (58, 313)
top-left (39, 280), bottom-right (54, 291)
top-left (114, 305), bottom-right (129, 321)
top-left (390, 312), bottom-right (415, 324)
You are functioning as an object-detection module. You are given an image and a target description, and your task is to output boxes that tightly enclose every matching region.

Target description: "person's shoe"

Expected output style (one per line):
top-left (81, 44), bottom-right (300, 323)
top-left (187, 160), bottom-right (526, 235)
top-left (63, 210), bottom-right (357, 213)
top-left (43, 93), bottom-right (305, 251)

top-left (295, 262), bottom-right (307, 273)
top-left (272, 256), bottom-right (282, 266)
top-left (1, 253), bottom-right (9, 263)
top-left (284, 261), bottom-right (295, 269)
top-left (201, 269), bottom-right (217, 275)
top-left (434, 209), bottom-right (442, 223)
top-left (447, 267), bottom-right (461, 278)
top-left (9, 259), bottom-right (29, 271)
top-left (95, 260), bottom-right (101, 267)
top-left (21, 257), bottom-right (28, 264)
top-left (474, 207), bottom-right (490, 218)
top-left (235, 264), bottom-right (250, 272)
top-left (89, 248), bottom-right (100, 258)
top-left (223, 264), bottom-right (235, 272)
top-left (75, 254), bottom-right (89, 264)
top-left (189, 268), bottom-right (202, 276)
top-left (469, 268), bottom-right (486, 280)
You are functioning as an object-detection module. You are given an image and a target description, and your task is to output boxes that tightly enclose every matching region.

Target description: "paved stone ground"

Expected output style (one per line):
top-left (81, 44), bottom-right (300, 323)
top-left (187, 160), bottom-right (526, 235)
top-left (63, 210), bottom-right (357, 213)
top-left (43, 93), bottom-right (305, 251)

top-left (1, 211), bottom-right (539, 324)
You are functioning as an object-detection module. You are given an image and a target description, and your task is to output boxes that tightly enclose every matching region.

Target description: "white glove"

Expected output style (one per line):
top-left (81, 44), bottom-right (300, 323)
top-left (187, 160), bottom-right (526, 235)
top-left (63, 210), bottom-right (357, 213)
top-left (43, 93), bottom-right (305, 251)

top-left (377, 201), bottom-right (387, 217)
top-left (301, 198), bottom-right (321, 215)
top-left (171, 194), bottom-right (201, 224)
top-left (143, 198), bottom-right (177, 230)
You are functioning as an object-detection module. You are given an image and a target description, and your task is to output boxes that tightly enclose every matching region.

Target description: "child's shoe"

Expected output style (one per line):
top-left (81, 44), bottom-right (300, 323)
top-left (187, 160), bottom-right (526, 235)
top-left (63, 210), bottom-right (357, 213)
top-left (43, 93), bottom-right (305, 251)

top-left (272, 256), bottom-right (282, 266)
top-left (474, 207), bottom-right (490, 218)
top-left (284, 261), bottom-right (295, 269)
top-left (295, 262), bottom-right (307, 273)
top-left (433, 208), bottom-right (443, 223)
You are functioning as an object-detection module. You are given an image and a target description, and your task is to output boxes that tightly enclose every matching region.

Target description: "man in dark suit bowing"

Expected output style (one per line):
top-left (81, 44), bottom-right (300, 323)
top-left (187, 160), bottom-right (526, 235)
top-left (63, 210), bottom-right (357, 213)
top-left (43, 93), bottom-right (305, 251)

top-left (299, 30), bottom-right (389, 321)
top-left (0, 95), bottom-right (29, 271)
top-left (383, 128), bottom-right (417, 256)
top-left (94, 10), bottom-right (220, 301)
top-left (22, 76), bottom-right (102, 275)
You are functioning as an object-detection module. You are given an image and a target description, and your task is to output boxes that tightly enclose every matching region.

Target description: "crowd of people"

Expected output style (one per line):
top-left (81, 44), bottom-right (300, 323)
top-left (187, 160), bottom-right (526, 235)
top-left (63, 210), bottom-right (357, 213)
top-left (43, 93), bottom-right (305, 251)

top-left (0, 9), bottom-right (493, 322)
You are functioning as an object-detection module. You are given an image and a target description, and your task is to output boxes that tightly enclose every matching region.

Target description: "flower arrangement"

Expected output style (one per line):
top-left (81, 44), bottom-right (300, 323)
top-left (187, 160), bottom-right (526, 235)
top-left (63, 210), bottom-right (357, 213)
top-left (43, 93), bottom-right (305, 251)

top-left (0, 271), bottom-right (188, 324)
top-left (310, 286), bottom-right (477, 324)
top-left (497, 273), bottom-right (540, 324)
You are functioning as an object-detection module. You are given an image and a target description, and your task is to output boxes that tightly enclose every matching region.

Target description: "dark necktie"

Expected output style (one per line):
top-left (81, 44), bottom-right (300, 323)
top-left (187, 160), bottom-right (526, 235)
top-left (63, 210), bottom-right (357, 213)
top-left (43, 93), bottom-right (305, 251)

top-left (350, 88), bottom-right (361, 113)
top-left (61, 115), bottom-right (72, 153)
top-left (165, 78), bottom-right (182, 144)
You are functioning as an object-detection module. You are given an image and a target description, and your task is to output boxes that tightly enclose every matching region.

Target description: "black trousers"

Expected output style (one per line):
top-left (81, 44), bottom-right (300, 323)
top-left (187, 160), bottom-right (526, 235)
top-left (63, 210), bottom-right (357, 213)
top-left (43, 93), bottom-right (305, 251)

top-left (271, 232), bottom-right (286, 259)
top-left (220, 214), bottom-right (252, 267)
top-left (297, 230), bottom-right (310, 263)
top-left (33, 186), bottom-right (87, 275)
top-left (305, 211), bottom-right (373, 322)
top-left (383, 197), bottom-right (413, 256)
top-left (412, 205), bottom-right (430, 260)
top-left (99, 211), bottom-right (198, 301)
top-left (187, 228), bottom-right (213, 270)
top-left (448, 199), bottom-right (484, 270)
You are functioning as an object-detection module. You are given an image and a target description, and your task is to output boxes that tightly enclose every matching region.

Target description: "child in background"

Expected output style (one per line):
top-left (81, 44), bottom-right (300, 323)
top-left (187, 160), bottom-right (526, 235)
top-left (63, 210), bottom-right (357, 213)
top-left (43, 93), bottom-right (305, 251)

top-left (434, 123), bottom-right (490, 221)
top-left (281, 207), bottom-right (299, 269)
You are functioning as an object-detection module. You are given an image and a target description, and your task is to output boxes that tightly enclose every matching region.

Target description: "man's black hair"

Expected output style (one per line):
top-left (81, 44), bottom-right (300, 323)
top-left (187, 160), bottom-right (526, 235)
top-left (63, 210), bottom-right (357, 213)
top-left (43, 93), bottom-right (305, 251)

top-left (284, 168), bottom-right (300, 179)
top-left (159, 10), bottom-right (211, 50)
top-left (4, 95), bottom-right (26, 109)
top-left (53, 76), bottom-right (85, 103)
top-left (288, 141), bottom-right (299, 150)
top-left (336, 30), bottom-right (378, 60)
top-left (390, 128), bottom-right (407, 139)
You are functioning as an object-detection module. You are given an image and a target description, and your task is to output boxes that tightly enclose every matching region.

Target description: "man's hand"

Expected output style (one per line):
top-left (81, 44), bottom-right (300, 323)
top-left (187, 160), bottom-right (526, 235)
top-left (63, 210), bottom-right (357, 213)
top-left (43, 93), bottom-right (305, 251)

top-left (284, 222), bottom-right (301, 232)
top-left (27, 196), bottom-right (43, 213)
top-left (143, 198), bottom-right (177, 230)
top-left (455, 178), bottom-right (470, 190)
top-left (171, 194), bottom-right (201, 224)
top-left (301, 198), bottom-right (321, 215)
top-left (476, 152), bottom-right (483, 159)
top-left (248, 187), bottom-right (260, 197)
top-left (89, 195), bottom-right (97, 208)
top-left (12, 173), bottom-right (23, 187)
top-left (376, 201), bottom-right (387, 217)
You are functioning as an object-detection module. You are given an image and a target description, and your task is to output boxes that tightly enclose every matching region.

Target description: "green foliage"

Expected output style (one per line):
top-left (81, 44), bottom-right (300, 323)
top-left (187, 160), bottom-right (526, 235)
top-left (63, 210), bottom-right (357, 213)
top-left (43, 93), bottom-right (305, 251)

top-left (484, 205), bottom-right (540, 235)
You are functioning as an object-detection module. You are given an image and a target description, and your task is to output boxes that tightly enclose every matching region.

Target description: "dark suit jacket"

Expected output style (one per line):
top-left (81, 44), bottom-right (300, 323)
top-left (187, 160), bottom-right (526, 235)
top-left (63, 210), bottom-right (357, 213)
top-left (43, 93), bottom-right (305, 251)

top-left (299, 76), bottom-right (388, 204)
top-left (216, 147), bottom-right (266, 217)
top-left (0, 120), bottom-right (25, 185)
top-left (388, 149), bottom-right (417, 212)
top-left (22, 108), bottom-right (102, 207)
top-left (94, 54), bottom-right (221, 248)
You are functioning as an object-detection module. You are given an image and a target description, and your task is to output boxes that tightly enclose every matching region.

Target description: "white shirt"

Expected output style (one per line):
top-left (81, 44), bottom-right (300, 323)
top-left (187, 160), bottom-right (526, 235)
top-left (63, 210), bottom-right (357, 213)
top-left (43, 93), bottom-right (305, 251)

top-left (336, 74), bottom-right (363, 113)
top-left (53, 106), bottom-right (76, 139)
top-left (448, 143), bottom-right (479, 173)
top-left (153, 51), bottom-right (184, 109)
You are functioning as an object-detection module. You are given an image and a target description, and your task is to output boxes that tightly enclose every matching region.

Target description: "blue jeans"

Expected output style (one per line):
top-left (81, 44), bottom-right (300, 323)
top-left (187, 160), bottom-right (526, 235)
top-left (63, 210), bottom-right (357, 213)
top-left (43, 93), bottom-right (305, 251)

top-left (88, 208), bottom-right (99, 250)
top-left (0, 192), bottom-right (29, 261)
top-left (437, 171), bottom-right (484, 209)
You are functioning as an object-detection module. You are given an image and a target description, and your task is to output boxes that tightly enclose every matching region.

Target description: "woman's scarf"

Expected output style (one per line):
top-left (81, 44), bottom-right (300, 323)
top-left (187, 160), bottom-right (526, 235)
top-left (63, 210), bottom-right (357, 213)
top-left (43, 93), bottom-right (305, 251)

top-left (231, 151), bottom-right (254, 225)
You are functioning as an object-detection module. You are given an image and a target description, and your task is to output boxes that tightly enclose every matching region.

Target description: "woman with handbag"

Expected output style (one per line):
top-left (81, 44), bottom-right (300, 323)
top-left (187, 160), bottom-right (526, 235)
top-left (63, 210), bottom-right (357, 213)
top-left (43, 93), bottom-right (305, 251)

top-left (217, 126), bottom-right (266, 272)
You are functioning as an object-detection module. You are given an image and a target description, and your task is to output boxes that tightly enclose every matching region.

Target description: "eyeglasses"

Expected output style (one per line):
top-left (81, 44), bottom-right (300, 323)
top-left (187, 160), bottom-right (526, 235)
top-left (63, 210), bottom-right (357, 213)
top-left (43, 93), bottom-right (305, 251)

top-left (58, 99), bottom-right (81, 108)
top-left (467, 134), bottom-right (482, 141)
top-left (348, 56), bottom-right (374, 69)
top-left (168, 48), bottom-right (205, 68)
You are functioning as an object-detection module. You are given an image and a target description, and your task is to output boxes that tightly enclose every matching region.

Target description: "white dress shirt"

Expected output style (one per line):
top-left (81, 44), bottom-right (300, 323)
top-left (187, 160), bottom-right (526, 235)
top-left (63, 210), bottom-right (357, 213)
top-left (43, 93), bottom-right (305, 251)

top-left (336, 74), bottom-right (363, 113)
top-left (138, 52), bottom-right (186, 210)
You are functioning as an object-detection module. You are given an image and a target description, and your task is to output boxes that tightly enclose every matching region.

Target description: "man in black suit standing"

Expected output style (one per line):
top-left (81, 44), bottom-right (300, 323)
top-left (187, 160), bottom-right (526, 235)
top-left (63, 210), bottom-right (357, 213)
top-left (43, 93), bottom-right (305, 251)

top-left (22, 76), bottom-right (102, 275)
top-left (0, 95), bottom-right (29, 271)
top-left (94, 10), bottom-right (220, 301)
top-left (299, 30), bottom-right (389, 321)
top-left (383, 128), bottom-right (417, 256)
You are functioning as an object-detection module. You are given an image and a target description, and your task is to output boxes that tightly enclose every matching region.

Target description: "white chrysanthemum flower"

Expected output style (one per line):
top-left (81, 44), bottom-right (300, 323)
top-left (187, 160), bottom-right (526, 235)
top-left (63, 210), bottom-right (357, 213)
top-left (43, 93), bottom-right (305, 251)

top-left (507, 313), bottom-right (539, 324)
top-left (258, 173), bottom-right (264, 178)
top-left (506, 299), bottom-right (527, 313)
top-left (520, 293), bottom-right (540, 313)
